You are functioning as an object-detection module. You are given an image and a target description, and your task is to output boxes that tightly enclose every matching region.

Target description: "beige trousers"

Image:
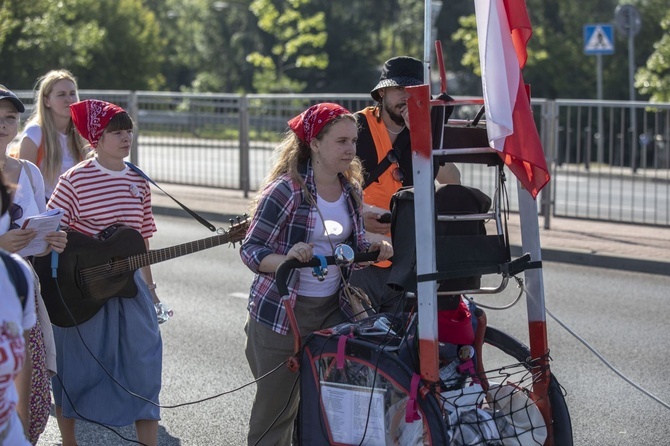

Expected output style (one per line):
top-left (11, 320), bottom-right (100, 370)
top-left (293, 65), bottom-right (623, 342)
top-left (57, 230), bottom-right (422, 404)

top-left (244, 293), bottom-right (344, 446)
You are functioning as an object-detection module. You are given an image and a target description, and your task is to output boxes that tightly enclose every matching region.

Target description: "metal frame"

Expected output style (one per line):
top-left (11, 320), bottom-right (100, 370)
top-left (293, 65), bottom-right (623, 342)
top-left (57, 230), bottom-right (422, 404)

top-left (411, 0), bottom-right (553, 441)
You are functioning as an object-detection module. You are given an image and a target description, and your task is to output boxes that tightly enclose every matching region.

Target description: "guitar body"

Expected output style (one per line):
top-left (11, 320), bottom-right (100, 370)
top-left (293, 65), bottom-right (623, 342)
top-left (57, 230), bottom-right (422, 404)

top-left (34, 226), bottom-right (147, 327)
top-left (33, 217), bottom-right (249, 328)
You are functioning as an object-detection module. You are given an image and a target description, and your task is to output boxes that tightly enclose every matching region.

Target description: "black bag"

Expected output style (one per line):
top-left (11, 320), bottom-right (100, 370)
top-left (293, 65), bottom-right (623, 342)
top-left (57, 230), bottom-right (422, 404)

top-left (388, 184), bottom-right (510, 294)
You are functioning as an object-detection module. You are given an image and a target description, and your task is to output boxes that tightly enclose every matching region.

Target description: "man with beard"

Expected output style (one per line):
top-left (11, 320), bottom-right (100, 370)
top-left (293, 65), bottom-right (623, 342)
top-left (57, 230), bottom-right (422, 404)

top-left (351, 56), bottom-right (460, 314)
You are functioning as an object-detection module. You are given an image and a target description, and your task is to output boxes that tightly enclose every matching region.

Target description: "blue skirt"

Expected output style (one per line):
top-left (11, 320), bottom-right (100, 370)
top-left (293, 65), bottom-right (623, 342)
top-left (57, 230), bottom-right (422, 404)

top-left (52, 271), bottom-right (162, 426)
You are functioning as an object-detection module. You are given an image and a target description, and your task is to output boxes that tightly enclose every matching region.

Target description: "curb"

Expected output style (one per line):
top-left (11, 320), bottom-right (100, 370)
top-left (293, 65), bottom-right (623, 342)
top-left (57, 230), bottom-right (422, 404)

top-left (510, 246), bottom-right (670, 276)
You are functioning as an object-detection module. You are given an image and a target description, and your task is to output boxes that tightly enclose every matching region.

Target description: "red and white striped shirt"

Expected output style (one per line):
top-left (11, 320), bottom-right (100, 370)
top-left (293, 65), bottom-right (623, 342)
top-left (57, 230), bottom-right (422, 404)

top-left (48, 158), bottom-right (156, 238)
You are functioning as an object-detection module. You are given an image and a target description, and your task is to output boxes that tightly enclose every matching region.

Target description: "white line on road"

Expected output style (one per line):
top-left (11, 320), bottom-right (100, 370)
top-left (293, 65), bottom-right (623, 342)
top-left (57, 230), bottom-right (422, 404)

top-left (230, 292), bottom-right (249, 300)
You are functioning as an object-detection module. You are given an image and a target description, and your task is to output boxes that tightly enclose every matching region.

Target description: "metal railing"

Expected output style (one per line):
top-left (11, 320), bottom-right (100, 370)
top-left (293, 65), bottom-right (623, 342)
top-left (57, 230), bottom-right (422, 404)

top-left (13, 90), bottom-right (670, 227)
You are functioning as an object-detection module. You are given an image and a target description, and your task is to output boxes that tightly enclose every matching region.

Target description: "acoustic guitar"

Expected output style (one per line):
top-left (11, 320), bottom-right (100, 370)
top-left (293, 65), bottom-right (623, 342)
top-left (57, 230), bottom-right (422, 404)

top-left (33, 218), bottom-right (249, 327)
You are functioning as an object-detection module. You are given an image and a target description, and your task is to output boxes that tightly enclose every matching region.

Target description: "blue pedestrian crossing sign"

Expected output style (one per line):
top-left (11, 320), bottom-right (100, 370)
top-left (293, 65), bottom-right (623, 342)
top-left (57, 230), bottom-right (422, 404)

top-left (584, 24), bottom-right (614, 55)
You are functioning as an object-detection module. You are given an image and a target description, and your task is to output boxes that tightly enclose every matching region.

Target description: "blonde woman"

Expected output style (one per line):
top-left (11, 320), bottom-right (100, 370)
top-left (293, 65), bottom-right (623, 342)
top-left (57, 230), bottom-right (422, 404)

top-left (16, 69), bottom-right (88, 199)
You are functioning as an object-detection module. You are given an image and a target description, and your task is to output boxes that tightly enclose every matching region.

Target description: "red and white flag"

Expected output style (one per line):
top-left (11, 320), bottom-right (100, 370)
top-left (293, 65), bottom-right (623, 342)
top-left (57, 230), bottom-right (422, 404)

top-left (474, 0), bottom-right (549, 199)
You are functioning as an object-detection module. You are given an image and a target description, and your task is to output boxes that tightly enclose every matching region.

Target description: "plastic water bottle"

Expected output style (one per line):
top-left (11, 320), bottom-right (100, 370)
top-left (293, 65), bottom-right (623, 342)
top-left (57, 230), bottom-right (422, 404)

top-left (155, 302), bottom-right (174, 324)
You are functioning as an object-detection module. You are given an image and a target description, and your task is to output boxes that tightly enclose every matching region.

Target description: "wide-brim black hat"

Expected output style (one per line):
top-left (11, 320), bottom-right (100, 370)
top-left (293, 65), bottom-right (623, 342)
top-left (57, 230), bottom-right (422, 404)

top-left (371, 56), bottom-right (424, 102)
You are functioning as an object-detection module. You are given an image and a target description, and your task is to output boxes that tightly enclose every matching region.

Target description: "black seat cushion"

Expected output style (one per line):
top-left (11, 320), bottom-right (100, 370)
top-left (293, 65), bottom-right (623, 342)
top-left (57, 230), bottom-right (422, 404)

top-left (388, 184), bottom-right (510, 293)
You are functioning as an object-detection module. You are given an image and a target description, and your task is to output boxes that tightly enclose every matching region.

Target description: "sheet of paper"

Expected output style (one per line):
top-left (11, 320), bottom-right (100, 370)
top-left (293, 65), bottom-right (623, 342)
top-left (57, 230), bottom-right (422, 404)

top-left (18, 208), bottom-right (64, 257)
top-left (320, 381), bottom-right (386, 446)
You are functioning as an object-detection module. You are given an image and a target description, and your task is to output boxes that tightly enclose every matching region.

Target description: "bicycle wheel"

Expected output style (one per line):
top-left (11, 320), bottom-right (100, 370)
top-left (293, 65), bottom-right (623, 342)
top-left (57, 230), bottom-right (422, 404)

top-left (484, 325), bottom-right (573, 446)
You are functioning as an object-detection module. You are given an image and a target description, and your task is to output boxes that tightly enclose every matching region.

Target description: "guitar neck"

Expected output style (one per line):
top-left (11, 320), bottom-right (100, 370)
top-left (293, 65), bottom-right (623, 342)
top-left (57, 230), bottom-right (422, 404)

top-left (132, 233), bottom-right (233, 269)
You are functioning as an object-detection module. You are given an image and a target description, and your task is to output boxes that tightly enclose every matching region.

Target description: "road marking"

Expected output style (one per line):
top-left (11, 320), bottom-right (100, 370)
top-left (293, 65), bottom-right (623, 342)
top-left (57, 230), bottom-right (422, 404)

top-left (230, 292), bottom-right (249, 300)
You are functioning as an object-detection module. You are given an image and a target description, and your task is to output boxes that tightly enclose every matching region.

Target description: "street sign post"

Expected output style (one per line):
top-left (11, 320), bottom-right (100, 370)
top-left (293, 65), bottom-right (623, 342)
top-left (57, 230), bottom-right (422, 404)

top-left (584, 24), bottom-right (614, 165)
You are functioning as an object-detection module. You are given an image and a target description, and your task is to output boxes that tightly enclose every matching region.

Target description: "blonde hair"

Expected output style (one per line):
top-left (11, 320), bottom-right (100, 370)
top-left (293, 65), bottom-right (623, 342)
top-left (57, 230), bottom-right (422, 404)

top-left (25, 69), bottom-right (87, 185)
top-left (251, 114), bottom-right (363, 213)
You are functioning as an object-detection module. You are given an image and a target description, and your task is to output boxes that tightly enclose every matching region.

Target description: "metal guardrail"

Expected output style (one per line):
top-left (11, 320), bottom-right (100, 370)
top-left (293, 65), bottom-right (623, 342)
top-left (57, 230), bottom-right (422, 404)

top-left (12, 90), bottom-right (670, 227)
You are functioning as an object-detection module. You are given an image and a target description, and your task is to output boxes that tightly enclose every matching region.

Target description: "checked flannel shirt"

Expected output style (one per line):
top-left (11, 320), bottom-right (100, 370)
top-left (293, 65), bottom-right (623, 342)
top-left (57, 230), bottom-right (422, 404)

top-left (240, 161), bottom-right (370, 335)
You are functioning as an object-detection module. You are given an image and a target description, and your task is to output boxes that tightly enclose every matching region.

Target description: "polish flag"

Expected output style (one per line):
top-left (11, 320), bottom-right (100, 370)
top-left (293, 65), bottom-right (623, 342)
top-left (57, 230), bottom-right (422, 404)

top-left (474, 0), bottom-right (549, 199)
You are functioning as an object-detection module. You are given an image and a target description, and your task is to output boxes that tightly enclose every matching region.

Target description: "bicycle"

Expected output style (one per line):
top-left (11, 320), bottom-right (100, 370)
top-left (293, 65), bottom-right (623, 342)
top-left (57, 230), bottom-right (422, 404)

top-left (276, 247), bottom-right (573, 445)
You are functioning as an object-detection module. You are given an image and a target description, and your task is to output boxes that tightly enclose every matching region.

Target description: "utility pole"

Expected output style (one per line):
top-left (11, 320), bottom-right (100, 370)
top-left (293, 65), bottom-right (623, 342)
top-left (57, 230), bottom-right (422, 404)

top-left (615, 4), bottom-right (642, 171)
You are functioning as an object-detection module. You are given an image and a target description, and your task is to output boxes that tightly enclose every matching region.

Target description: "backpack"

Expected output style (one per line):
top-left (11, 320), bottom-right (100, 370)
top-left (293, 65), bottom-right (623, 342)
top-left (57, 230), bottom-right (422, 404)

top-left (1, 250), bottom-right (29, 309)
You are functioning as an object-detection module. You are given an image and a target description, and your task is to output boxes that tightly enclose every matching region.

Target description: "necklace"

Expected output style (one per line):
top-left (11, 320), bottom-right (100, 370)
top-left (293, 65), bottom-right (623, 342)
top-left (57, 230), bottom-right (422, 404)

top-left (386, 125), bottom-right (405, 135)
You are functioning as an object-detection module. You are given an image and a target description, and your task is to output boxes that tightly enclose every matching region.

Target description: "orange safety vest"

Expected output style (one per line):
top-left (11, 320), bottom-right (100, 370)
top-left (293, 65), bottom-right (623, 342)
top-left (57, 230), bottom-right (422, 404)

top-left (359, 107), bottom-right (404, 268)
top-left (360, 107), bottom-right (403, 211)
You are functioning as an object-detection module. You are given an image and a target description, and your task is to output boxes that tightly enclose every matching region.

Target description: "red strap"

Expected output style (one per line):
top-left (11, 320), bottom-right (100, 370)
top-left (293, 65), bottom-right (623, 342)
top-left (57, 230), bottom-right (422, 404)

top-left (458, 359), bottom-right (480, 385)
top-left (336, 334), bottom-right (353, 370)
top-left (405, 373), bottom-right (422, 423)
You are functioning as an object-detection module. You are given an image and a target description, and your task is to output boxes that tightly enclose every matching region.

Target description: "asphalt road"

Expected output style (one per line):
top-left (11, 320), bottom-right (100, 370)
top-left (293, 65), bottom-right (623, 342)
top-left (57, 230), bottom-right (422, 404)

top-left (36, 214), bottom-right (670, 445)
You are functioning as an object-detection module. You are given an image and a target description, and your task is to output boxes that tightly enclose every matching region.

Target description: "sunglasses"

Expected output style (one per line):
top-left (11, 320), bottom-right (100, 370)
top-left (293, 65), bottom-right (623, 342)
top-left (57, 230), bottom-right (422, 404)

top-left (9, 203), bottom-right (23, 230)
top-left (386, 149), bottom-right (405, 182)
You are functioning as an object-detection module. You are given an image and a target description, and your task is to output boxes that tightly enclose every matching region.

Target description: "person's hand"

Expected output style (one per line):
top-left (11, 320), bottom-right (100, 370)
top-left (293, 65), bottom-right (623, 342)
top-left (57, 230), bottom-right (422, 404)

top-left (0, 228), bottom-right (36, 253)
top-left (363, 212), bottom-right (391, 235)
top-left (400, 103), bottom-right (410, 130)
top-left (369, 240), bottom-right (393, 262)
top-left (287, 242), bottom-right (313, 262)
top-left (44, 230), bottom-right (68, 253)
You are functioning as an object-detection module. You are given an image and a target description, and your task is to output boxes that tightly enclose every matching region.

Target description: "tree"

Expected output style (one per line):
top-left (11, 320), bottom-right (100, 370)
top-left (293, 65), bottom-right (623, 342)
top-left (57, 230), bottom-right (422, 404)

top-left (0, 0), bottom-right (104, 89)
top-left (635, 10), bottom-right (670, 102)
top-left (450, 0), bottom-right (666, 100)
top-left (80, 0), bottom-right (165, 90)
top-left (246, 0), bottom-right (328, 93)
top-left (0, 0), bottom-right (164, 90)
top-left (317, 0), bottom-right (405, 93)
top-left (195, 1), bottom-right (261, 93)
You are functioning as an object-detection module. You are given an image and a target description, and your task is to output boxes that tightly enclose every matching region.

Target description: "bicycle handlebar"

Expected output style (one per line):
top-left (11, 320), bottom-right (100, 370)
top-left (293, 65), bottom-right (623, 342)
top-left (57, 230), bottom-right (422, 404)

top-left (276, 251), bottom-right (380, 298)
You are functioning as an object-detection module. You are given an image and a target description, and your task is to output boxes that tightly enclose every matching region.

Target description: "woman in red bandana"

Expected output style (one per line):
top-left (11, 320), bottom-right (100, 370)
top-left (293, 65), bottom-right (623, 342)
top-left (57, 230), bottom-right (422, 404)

top-left (240, 103), bottom-right (392, 445)
top-left (47, 100), bottom-right (162, 446)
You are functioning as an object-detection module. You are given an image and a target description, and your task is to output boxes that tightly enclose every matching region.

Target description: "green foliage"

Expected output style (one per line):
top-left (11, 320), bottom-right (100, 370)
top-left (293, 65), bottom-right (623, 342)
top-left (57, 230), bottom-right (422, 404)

top-left (0, 0), bottom-right (103, 88)
top-left (246, 0), bottom-right (327, 93)
top-left (635, 10), bottom-right (670, 102)
top-left (452, 15), bottom-right (480, 76)
top-left (450, 0), bottom-right (667, 100)
top-left (0, 0), bottom-right (667, 99)
top-left (0, 0), bottom-right (165, 90)
top-left (83, 0), bottom-right (165, 90)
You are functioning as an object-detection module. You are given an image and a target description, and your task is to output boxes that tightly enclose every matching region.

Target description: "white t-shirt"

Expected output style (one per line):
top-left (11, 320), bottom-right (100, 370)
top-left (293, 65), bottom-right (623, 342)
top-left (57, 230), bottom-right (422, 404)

top-left (21, 123), bottom-right (78, 199)
top-left (299, 192), bottom-right (352, 297)
top-left (0, 252), bottom-right (35, 445)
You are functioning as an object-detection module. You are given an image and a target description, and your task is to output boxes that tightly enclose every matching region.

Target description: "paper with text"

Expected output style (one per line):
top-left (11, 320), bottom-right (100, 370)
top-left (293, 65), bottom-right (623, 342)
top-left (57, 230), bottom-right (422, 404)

top-left (18, 208), bottom-right (64, 257)
top-left (320, 382), bottom-right (386, 446)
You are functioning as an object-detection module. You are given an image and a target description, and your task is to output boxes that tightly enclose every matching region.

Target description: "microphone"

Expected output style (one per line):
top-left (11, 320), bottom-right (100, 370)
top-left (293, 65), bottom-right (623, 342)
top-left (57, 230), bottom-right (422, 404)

top-left (51, 247), bottom-right (59, 278)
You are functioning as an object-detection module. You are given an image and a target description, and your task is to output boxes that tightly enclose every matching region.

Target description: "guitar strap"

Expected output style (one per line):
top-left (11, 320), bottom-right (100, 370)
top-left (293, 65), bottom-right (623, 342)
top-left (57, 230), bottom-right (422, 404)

top-left (125, 162), bottom-right (217, 232)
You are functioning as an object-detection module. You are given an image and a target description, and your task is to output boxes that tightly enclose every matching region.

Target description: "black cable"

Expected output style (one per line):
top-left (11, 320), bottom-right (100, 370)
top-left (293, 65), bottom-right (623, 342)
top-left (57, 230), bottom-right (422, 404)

top-left (52, 278), bottom-right (287, 411)
top-left (253, 369), bottom-right (300, 446)
top-left (55, 374), bottom-right (148, 446)
top-left (161, 360), bottom-right (289, 409)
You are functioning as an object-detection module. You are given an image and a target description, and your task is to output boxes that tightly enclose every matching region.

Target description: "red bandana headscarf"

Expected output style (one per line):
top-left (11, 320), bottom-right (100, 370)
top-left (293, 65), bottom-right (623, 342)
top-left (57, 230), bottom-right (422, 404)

top-left (287, 102), bottom-right (350, 145)
top-left (70, 99), bottom-right (126, 148)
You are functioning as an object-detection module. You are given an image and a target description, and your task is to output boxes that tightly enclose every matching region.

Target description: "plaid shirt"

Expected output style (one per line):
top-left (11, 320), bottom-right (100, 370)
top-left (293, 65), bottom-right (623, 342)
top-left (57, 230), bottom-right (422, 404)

top-left (240, 161), bottom-right (370, 335)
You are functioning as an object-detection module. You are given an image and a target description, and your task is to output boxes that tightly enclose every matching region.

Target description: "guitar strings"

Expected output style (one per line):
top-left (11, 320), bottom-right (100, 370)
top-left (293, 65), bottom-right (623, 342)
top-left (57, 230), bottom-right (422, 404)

top-left (78, 232), bottom-right (236, 283)
top-left (77, 218), bottom-right (249, 283)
